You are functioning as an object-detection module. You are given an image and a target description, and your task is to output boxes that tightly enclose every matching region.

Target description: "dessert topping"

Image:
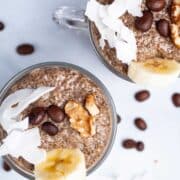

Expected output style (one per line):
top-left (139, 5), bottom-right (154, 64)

top-left (156, 19), bottom-right (170, 37)
top-left (65, 100), bottom-right (96, 137)
top-left (41, 122), bottom-right (58, 136)
top-left (146, 0), bottom-right (166, 12)
top-left (135, 11), bottom-right (153, 32)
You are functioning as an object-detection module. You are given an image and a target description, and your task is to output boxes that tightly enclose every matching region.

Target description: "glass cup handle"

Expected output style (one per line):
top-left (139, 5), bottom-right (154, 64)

top-left (53, 6), bottom-right (88, 30)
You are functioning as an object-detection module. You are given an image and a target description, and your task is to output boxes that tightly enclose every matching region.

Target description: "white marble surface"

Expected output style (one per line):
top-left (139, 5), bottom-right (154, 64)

top-left (0, 0), bottom-right (180, 179)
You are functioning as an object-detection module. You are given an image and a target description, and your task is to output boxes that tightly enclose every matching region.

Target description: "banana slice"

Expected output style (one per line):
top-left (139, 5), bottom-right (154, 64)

top-left (34, 149), bottom-right (86, 180)
top-left (128, 58), bottom-right (180, 88)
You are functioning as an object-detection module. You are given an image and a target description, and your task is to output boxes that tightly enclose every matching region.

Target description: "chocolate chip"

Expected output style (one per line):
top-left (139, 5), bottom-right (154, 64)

top-left (47, 105), bottom-right (65, 123)
top-left (172, 93), bottom-right (180, 107)
top-left (97, 0), bottom-right (114, 5)
top-left (134, 118), bottom-right (147, 131)
top-left (41, 122), bottom-right (58, 136)
top-left (146, 0), bottom-right (166, 12)
top-left (3, 161), bottom-right (11, 172)
top-left (135, 90), bottom-right (150, 102)
top-left (117, 114), bottom-right (121, 124)
top-left (29, 107), bottom-right (46, 125)
top-left (136, 141), bottom-right (145, 151)
top-left (16, 44), bottom-right (34, 55)
top-left (122, 139), bottom-right (136, 149)
top-left (156, 19), bottom-right (170, 37)
top-left (0, 22), bottom-right (5, 31)
top-left (135, 11), bottom-right (153, 32)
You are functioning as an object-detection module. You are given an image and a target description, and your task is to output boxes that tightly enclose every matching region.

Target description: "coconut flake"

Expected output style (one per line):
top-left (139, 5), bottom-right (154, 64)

top-left (85, 0), bottom-right (142, 64)
top-left (0, 128), bottom-right (46, 164)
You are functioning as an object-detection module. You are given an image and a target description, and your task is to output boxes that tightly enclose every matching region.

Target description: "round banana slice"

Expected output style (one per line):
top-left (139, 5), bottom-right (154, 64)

top-left (34, 149), bottom-right (86, 180)
top-left (128, 58), bottom-right (180, 88)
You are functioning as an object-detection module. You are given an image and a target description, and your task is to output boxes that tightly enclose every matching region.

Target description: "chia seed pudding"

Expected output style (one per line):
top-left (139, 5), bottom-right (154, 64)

top-left (90, 0), bottom-right (180, 76)
top-left (0, 66), bottom-right (113, 174)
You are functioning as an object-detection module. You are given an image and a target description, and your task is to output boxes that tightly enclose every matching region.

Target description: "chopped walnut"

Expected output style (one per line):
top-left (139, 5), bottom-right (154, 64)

top-left (85, 94), bottom-right (100, 116)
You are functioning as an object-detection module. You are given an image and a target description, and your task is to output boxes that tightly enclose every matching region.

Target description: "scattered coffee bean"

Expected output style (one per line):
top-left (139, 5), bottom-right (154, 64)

top-left (136, 141), bottom-right (145, 151)
top-left (134, 118), bottom-right (147, 131)
top-left (29, 107), bottom-right (46, 125)
top-left (16, 44), bottom-right (34, 55)
top-left (122, 139), bottom-right (136, 149)
top-left (47, 105), bottom-right (65, 123)
top-left (117, 114), bottom-right (121, 124)
top-left (41, 122), bottom-right (58, 136)
top-left (135, 90), bottom-right (150, 102)
top-left (0, 22), bottom-right (5, 31)
top-left (172, 93), bottom-right (180, 107)
top-left (156, 19), bottom-right (170, 37)
top-left (3, 161), bottom-right (11, 172)
top-left (135, 11), bottom-right (153, 32)
top-left (146, 0), bottom-right (166, 12)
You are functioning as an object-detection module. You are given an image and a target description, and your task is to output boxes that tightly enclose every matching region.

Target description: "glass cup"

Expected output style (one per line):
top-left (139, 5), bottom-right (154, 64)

top-left (53, 6), bottom-right (131, 82)
top-left (0, 62), bottom-right (118, 179)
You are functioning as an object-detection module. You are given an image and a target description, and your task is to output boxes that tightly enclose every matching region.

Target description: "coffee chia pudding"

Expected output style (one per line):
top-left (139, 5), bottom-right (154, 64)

top-left (85, 0), bottom-right (180, 87)
top-left (0, 66), bottom-right (113, 174)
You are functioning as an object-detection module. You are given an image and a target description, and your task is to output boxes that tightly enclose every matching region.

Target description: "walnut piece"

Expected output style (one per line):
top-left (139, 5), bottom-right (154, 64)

top-left (65, 100), bottom-right (96, 137)
top-left (85, 94), bottom-right (100, 116)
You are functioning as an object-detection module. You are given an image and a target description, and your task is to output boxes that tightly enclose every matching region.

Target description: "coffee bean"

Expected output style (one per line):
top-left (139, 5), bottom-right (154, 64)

top-left (47, 105), bottom-right (65, 123)
top-left (135, 11), bottom-right (153, 32)
top-left (172, 93), bottom-right (180, 107)
top-left (29, 107), bottom-right (46, 125)
top-left (97, 0), bottom-right (114, 5)
top-left (0, 22), bottom-right (5, 31)
top-left (136, 141), bottom-right (145, 151)
top-left (156, 19), bottom-right (170, 37)
top-left (122, 139), bottom-right (136, 149)
top-left (135, 90), bottom-right (150, 102)
top-left (3, 161), bottom-right (11, 172)
top-left (146, 0), bottom-right (166, 12)
top-left (134, 118), bottom-right (147, 131)
top-left (41, 122), bottom-right (58, 136)
top-left (117, 114), bottom-right (121, 124)
top-left (16, 44), bottom-right (34, 55)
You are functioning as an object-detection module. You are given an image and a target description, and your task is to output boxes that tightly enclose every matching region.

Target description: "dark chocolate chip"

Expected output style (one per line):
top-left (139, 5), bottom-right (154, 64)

top-left (29, 107), bottom-right (46, 125)
top-left (0, 22), bottom-right (5, 31)
top-left (156, 19), bottom-right (170, 37)
top-left (146, 0), bottom-right (166, 12)
top-left (135, 11), bottom-right (153, 32)
top-left (136, 141), bottom-right (145, 151)
top-left (3, 161), bottom-right (11, 172)
top-left (41, 122), bottom-right (58, 136)
top-left (172, 93), bottom-right (180, 107)
top-left (16, 44), bottom-right (34, 55)
top-left (47, 105), bottom-right (65, 123)
top-left (135, 90), bottom-right (150, 102)
top-left (122, 139), bottom-right (136, 149)
top-left (134, 118), bottom-right (147, 131)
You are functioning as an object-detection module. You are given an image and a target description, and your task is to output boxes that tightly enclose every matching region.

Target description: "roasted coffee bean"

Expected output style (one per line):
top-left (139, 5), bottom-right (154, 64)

top-left (135, 90), bottom-right (150, 102)
top-left (29, 107), bottom-right (46, 125)
top-left (117, 114), bottom-right (121, 124)
top-left (172, 93), bottom-right (180, 107)
top-left (47, 105), bottom-right (65, 123)
top-left (135, 11), bottom-right (153, 32)
top-left (134, 118), bottom-right (147, 131)
top-left (41, 122), bottom-right (58, 136)
top-left (136, 141), bottom-right (145, 151)
top-left (122, 139), bottom-right (136, 149)
top-left (156, 19), bottom-right (170, 37)
top-left (146, 0), bottom-right (166, 12)
top-left (0, 22), bottom-right (5, 31)
top-left (16, 44), bottom-right (34, 55)
top-left (3, 161), bottom-right (11, 172)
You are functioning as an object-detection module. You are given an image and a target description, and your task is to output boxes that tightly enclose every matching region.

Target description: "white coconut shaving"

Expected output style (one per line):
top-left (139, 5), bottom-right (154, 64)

top-left (0, 86), bottom-right (55, 164)
top-left (85, 0), bottom-right (143, 64)
top-left (0, 128), bottom-right (46, 164)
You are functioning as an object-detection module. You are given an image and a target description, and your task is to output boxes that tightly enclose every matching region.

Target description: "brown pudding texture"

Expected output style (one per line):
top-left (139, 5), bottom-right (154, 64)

top-left (90, 0), bottom-right (180, 76)
top-left (3, 67), bottom-right (112, 173)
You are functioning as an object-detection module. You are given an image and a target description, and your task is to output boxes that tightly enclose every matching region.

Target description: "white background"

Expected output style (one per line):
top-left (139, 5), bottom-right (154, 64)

top-left (0, 0), bottom-right (180, 179)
